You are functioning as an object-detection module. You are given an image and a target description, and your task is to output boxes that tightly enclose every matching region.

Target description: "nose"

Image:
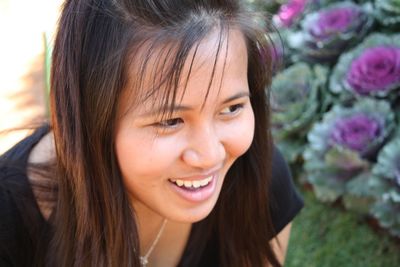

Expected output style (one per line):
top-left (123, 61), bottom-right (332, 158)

top-left (182, 125), bottom-right (226, 170)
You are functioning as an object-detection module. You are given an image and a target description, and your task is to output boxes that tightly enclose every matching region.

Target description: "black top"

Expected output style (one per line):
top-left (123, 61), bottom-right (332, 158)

top-left (0, 126), bottom-right (303, 267)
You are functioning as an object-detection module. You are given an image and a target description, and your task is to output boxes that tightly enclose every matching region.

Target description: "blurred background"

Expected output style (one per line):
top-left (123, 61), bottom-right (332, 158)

top-left (1, 0), bottom-right (399, 266)
top-left (251, 0), bottom-right (400, 266)
top-left (0, 0), bottom-right (62, 154)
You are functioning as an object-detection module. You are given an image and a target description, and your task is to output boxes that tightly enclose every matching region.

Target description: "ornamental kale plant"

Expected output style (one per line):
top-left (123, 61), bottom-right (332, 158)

top-left (303, 98), bottom-right (395, 202)
top-left (374, 0), bottom-right (400, 28)
top-left (270, 0), bottom-right (338, 28)
top-left (248, 0), bottom-right (400, 238)
top-left (273, 0), bottom-right (308, 27)
top-left (368, 137), bottom-right (400, 237)
top-left (270, 63), bottom-right (330, 162)
top-left (287, 1), bottom-right (373, 63)
top-left (330, 33), bottom-right (400, 102)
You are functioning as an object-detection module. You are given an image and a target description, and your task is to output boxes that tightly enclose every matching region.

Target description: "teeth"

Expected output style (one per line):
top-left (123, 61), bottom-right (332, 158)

top-left (170, 176), bottom-right (213, 189)
top-left (192, 180), bottom-right (200, 188)
top-left (200, 179), bottom-right (209, 186)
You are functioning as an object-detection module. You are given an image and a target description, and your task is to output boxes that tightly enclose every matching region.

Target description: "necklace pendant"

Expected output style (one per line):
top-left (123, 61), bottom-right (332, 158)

top-left (140, 256), bottom-right (148, 267)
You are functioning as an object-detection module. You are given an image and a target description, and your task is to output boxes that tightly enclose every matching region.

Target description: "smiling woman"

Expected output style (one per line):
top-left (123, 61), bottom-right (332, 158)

top-left (116, 29), bottom-right (254, 224)
top-left (0, 1), bottom-right (303, 267)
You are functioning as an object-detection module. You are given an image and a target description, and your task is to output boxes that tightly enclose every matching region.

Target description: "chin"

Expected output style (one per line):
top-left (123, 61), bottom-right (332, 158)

top-left (175, 210), bottom-right (213, 223)
top-left (169, 197), bottom-right (218, 223)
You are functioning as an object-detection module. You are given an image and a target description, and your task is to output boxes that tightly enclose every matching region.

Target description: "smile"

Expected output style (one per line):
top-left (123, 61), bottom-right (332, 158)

top-left (169, 176), bottom-right (213, 189)
top-left (167, 173), bottom-right (218, 203)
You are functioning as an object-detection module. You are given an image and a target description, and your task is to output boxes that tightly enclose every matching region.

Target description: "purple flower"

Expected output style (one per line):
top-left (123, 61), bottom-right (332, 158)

top-left (330, 114), bottom-right (381, 152)
top-left (288, 2), bottom-right (373, 63)
top-left (346, 46), bottom-right (400, 95)
top-left (308, 7), bottom-right (358, 40)
top-left (275, 0), bottom-right (307, 27)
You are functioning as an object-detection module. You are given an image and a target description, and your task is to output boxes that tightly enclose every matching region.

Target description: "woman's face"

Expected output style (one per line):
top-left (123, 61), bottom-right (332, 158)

top-left (115, 29), bottom-right (254, 223)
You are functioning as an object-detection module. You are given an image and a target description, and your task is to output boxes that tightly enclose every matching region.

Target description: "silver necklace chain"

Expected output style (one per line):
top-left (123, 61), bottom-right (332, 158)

top-left (139, 218), bottom-right (168, 267)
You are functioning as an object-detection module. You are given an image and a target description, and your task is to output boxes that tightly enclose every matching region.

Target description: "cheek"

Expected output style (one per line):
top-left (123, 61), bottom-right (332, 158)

top-left (114, 128), bottom-right (181, 182)
top-left (222, 107), bottom-right (255, 159)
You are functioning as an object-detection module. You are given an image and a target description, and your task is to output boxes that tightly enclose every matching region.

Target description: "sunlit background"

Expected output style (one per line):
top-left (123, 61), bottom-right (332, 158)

top-left (0, 0), bottom-right (62, 154)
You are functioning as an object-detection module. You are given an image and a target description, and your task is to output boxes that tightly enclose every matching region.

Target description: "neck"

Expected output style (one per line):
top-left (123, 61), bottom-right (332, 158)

top-left (132, 201), bottom-right (192, 267)
top-left (133, 202), bottom-right (166, 254)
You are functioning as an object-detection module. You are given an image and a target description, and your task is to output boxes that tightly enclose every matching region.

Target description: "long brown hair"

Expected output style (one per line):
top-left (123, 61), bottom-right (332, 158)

top-left (49, 0), bottom-right (279, 266)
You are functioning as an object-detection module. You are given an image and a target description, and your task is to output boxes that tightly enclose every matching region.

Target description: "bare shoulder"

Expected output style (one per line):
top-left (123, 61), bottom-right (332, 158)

top-left (28, 132), bottom-right (55, 164)
top-left (27, 132), bottom-right (56, 220)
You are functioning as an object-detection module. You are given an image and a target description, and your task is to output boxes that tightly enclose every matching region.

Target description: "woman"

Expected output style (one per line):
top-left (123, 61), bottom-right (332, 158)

top-left (0, 0), bottom-right (303, 266)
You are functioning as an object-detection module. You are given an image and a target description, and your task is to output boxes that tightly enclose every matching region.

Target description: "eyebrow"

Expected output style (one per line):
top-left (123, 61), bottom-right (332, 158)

top-left (140, 91), bottom-right (250, 117)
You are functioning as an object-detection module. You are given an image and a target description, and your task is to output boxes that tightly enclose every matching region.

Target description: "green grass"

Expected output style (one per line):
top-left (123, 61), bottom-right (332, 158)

top-left (285, 190), bottom-right (400, 267)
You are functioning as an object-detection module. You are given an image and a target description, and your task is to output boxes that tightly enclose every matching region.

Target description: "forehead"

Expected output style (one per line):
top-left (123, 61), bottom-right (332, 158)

top-left (120, 28), bottom-right (249, 115)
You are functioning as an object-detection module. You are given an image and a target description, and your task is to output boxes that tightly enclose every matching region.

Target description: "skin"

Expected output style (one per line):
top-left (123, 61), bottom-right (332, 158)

top-left (115, 29), bottom-right (253, 223)
top-left (270, 223), bottom-right (292, 266)
top-left (115, 29), bottom-right (255, 264)
top-left (27, 29), bottom-right (292, 267)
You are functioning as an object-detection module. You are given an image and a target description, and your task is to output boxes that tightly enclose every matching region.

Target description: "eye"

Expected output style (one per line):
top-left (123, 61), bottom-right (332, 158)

top-left (220, 103), bottom-right (244, 116)
top-left (153, 118), bottom-right (184, 128)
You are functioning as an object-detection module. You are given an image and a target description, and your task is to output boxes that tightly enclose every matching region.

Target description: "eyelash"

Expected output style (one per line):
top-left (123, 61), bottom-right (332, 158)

top-left (152, 103), bottom-right (245, 130)
top-left (219, 103), bottom-right (244, 116)
top-left (153, 118), bottom-right (184, 128)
